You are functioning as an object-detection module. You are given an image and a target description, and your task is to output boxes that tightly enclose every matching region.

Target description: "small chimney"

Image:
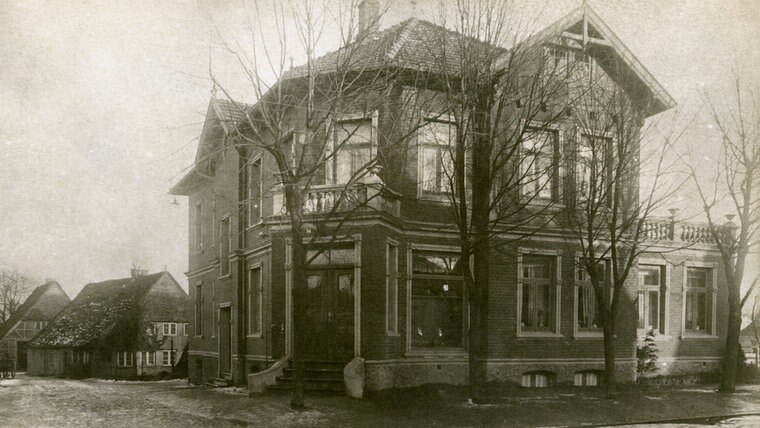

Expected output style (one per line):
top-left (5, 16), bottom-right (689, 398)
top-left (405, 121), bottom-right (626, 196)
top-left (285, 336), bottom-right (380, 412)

top-left (45, 278), bottom-right (56, 284)
top-left (131, 265), bottom-right (148, 278)
top-left (357, 0), bottom-right (380, 39)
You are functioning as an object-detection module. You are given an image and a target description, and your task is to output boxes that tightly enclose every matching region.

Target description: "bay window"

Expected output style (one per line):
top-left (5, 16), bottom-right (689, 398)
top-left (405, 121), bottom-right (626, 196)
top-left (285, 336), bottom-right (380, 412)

top-left (329, 118), bottom-right (374, 184)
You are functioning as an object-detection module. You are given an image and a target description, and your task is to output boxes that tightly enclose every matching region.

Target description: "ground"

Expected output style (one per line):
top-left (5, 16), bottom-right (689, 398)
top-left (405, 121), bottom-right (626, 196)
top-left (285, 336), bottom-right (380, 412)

top-left (2, 374), bottom-right (760, 427)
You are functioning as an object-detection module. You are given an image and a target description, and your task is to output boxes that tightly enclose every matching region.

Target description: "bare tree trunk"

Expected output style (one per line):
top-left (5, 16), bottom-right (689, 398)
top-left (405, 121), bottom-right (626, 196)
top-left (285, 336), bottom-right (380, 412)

top-left (603, 323), bottom-right (617, 397)
top-left (720, 290), bottom-right (742, 393)
top-left (287, 186), bottom-right (307, 409)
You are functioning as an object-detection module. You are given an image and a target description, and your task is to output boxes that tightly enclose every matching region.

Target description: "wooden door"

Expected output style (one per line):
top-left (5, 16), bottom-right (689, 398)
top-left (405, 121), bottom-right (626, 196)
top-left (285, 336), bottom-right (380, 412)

top-left (219, 306), bottom-right (232, 377)
top-left (303, 268), bottom-right (354, 361)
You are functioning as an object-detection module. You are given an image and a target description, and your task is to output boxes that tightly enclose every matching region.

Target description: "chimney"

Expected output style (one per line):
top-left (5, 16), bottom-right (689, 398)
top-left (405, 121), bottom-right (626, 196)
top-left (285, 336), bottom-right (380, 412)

top-left (131, 265), bottom-right (148, 278)
top-left (357, 0), bottom-right (380, 39)
top-left (45, 278), bottom-right (56, 284)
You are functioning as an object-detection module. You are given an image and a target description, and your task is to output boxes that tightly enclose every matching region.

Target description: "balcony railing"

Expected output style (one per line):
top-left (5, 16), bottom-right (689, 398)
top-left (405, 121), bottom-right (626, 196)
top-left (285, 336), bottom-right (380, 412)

top-left (642, 217), bottom-right (726, 245)
top-left (270, 180), bottom-right (400, 218)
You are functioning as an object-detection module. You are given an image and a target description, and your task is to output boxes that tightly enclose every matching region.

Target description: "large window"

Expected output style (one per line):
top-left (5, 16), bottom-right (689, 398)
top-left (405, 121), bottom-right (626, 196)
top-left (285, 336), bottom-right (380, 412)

top-left (194, 202), bottom-right (203, 251)
top-left (140, 351), bottom-right (155, 366)
top-left (116, 351), bottom-right (134, 367)
top-left (162, 350), bottom-right (176, 367)
top-left (411, 250), bottom-right (464, 349)
top-left (419, 119), bottom-right (456, 195)
top-left (521, 129), bottom-right (559, 200)
top-left (575, 259), bottom-right (606, 333)
top-left (637, 264), bottom-right (666, 335)
top-left (162, 322), bottom-right (177, 336)
top-left (194, 281), bottom-right (203, 336)
top-left (330, 119), bottom-right (373, 184)
top-left (685, 267), bottom-right (714, 335)
top-left (220, 217), bottom-right (231, 276)
top-left (248, 158), bottom-right (262, 226)
top-left (576, 134), bottom-right (612, 203)
top-left (247, 266), bottom-right (262, 336)
top-left (518, 253), bottom-right (560, 335)
top-left (386, 242), bottom-right (399, 335)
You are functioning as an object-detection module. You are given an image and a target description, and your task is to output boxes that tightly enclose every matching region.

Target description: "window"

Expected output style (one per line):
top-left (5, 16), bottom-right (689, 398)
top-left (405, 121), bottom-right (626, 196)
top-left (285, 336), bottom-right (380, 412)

top-left (248, 158), bottom-right (262, 226)
top-left (419, 119), bottom-right (456, 195)
top-left (162, 322), bottom-right (177, 336)
top-left (162, 350), bottom-right (176, 366)
top-left (521, 372), bottom-right (553, 388)
top-left (574, 371), bottom-right (601, 386)
top-left (521, 129), bottom-right (559, 200)
top-left (411, 251), bottom-right (464, 349)
top-left (195, 282), bottom-right (203, 336)
top-left (247, 267), bottom-right (262, 335)
top-left (386, 243), bottom-right (399, 335)
top-left (220, 217), bottom-right (231, 276)
top-left (637, 264), bottom-right (666, 334)
top-left (576, 259), bottom-right (606, 332)
top-left (116, 351), bottom-right (134, 367)
top-left (685, 267), bottom-right (713, 335)
top-left (518, 253), bottom-right (560, 334)
top-left (329, 119), bottom-right (373, 184)
top-left (194, 202), bottom-right (203, 251)
top-left (576, 134), bottom-right (612, 203)
top-left (183, 323), bottom-right (189, 336)
top-left (141, 351), bottom-right (155, 366)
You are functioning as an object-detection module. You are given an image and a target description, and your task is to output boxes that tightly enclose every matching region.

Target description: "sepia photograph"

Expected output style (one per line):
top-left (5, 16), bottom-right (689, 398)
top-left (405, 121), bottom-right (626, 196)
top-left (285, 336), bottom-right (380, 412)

top-left (1, 0), bottom-right (759, 426)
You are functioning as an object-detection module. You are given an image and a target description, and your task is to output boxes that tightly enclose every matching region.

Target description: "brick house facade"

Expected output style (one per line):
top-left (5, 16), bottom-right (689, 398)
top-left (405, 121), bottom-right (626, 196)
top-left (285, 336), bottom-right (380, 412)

top-left (172, 4), bottom-right (728, 391)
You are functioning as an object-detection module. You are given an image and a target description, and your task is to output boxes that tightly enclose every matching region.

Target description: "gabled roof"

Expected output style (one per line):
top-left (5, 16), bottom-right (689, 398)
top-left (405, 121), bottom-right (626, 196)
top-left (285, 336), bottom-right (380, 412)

top-left (29, 272), bottom-right (175, 349)
top-left (0, 281), bottom-right (68, 340)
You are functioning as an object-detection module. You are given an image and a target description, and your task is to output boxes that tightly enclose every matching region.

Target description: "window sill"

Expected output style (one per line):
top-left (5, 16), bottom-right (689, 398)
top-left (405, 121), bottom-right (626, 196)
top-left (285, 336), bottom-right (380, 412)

top-left (417, 193), bottom-right (454, 204)
top-left (574, 331), bottom-right (604, 339)
top-left (406, 348), bottom-right (468, 358)
top-left (637, 334), bottom-right (672, 342)
top-left (246, 221), bottom-right (264, 231)
top-left (246, 333), bottom-right (262, 338)
top-left (385, 332), bottom-right (401, 337)
top-left (681, 334), bottom-right (719, 340)
top-left (517, 332), bottom-right (564, 339)
top-left (218, 274), bottom-right (232, 281)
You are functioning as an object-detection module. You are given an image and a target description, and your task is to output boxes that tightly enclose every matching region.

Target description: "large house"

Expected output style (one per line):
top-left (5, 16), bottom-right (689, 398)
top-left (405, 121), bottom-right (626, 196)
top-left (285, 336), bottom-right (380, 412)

top-left (171, 2), bottom-right (728, 392)
top-left (27, 271), bottom-right (190, 379)
top-left (0, 280), bottom-right (70, 372)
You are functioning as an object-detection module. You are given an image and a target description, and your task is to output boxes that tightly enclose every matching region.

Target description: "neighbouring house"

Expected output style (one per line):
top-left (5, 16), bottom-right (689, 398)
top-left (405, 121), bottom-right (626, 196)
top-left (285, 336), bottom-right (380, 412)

top-left (171, 2), bottom-right (728, 393)
top-left (27, 270), bottom-right (190, 379)
top-left (0, 280), bottom-right (70, 372)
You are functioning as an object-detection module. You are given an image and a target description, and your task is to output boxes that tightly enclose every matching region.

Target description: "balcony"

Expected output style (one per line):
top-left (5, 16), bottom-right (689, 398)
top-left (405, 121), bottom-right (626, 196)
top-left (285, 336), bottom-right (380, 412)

top-left (642, 217), bottom-right (726, 245)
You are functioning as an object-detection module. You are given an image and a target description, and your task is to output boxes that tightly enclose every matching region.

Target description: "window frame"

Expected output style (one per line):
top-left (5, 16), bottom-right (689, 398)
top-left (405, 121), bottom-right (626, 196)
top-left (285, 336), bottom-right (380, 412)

top-left (162, 350), bottom-right (176, 367)
top-left (247, 156), bottom-right (263, 227)
top-left (573, 256), bottom-right (611, 338)
top-left (417, 114), bottom-right (458, 199)
top-left (247, 264), bottom-right (263, 337)
top-left (637, 260), bottom-right (671, 338)
top-left (516, 248), bottom-right (563, 337)
top-left (162, 322), bottom-right (177, 337)
top-left (194, 281), bottom-right (203, 337)
top-left (219, 215), bottom-right (232, 277)
top-left (406, 244), bottom-right (468, 355)
top-left (385, 239), bottom-right (400, 336)
top-left (326, 112), bottom-right (378, 185)
top-left (575, 132), bottom-right (615, 206)
top-left (519, 126), bottom-right (563, 203)
top-left (116, 351), bottom-right (134, 367)
top-left (141, 351), bottom-right (155, 366)
top-left (681, 262), bottom-right (718, 339)
top-left (194, 201), bottom-right (203, 252)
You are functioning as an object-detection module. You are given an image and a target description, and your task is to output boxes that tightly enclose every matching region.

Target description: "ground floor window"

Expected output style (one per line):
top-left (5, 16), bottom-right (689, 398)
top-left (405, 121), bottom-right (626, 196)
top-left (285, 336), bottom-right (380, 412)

top-left (411, 250), bottom-right (464, 349)
top-left (637, 264), bottom-right (666, 335)
top-left (518, 253), bottom-right (560, 334)
top-left (685, 266), bottom-right (714, 335)
top-left (574, 371), bottom-right (601, 386)
top-left (116, 351), bottom-right (133, 367)
top-left (162, 350), bottom-right (176, 366)
top-left (141, 351), bottom-right (155, 366)
top-left (576, 259), bottom-right (607, 332)
top-left (521, 371), bottom-right (553, 388)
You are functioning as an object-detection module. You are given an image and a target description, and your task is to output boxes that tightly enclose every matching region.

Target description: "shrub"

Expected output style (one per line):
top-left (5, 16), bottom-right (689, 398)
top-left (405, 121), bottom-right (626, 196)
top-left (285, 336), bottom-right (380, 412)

top-left (636, 329), bottom-right (659, 380)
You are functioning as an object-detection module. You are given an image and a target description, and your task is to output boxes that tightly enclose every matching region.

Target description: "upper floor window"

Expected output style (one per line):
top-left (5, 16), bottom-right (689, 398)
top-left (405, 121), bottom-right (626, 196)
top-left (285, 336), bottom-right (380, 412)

top-left (637, 264), bottom-right (666, 335)
top-left (685, 266), bottom-right (714, 335)
top-left (220, 217), bottom-right (231, 276)
top-left (248, 158), bottom-right (262, 226)
top-left (328, 118), bottom-right (374, 184)
top-left (194, 202), bottom-right (203, 251)
top-left (577, 134), bottom-right (612, 203)
top-left (194, 282), bottom-right (203, 336)
top-left (162, 322), bottom-right (177, 336)
top-left (521, 129), bottom-right (560, 201)
top-left (419, 119), bottom-right (456, 195)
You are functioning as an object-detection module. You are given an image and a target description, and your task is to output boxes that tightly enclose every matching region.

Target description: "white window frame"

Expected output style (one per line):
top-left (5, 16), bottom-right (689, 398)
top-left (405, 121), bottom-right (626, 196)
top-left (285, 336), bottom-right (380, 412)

top-left (219, 215), bottom-right (232, 277)
top-left (141, 351), bottom-right (155, 366)
top-left (681, 262), bottom-right (718, 339)
top-left (162, 350), bottom-right (175, 366)
top-left (385, 239), bottom-right (400, 336)
top-left (516, 248), bottom-right (563, 337)
top-left (573, 256), bottom-right (611, 338)
top-left (116, 351), bottom-right (134, 367)
top-left (417, 114), bottom-right (458, 199)
top-left (183, 323), bottom-right (189, 336)
top-left (520, 126), bottom-right (562, 202)
top-left (576, 133), bottom-right (614, 205)
top-left (326, 112), bottom-right (378, 185)
top-left (637, 259), bottom-right (671, 338)
top-left (162, 322), bottom-right (177, 337)
top-left (248, 156), bottom-right (263, 227)
top-left (247, 264), bottom-right (263, 337)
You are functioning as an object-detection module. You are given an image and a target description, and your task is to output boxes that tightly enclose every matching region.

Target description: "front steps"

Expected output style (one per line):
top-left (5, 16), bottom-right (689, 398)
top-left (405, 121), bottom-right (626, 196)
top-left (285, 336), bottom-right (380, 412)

top-left (206, 377), bottom-right (233, 387)
top-left (267, 360), bottom-right (345, 393)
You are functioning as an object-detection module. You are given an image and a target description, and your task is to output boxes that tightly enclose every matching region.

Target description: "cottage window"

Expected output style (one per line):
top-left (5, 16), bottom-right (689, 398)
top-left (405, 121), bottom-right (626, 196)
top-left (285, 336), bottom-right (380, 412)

top-left (194, 202), bottom-right (203, 251)
top-left (248, 158), bottom-right (262, 226)
top-left (576, 134), bottom-right (612, 204)
top-left (162, 350), bottom-right (176, 366)
top-left (576, 259), bottom-right (607, 333)
top-left (195, 282), bottom-right (203, 336)
top-left (386, 242), bottom-right (399, 335)
top-left (182, 323), bottom-right (189, 336)
top-left (521, 129), bottom-right (559, 200)
top-left (247, 267), bottom-right (262, 336)
top-left (685, 267), bottom-right (714, 335)
top-left (162, 322), bottom-right (177, 336)
top-left (328, 119), bottom-right (373, 184)
top-left (220, 217), bottom-right (231, 276)
top-left (518, 254), bottom-right (560, 334)
top-left (419, 119), bottom-right (456, 195)
top-left (116, 351), bottom-right (134, 367)
top-left (141, 351), bottom-right (155, 366)
top-left (637, 264), bottom-right (666, 335)
top-left (411, 251), bottom-right (464, 349)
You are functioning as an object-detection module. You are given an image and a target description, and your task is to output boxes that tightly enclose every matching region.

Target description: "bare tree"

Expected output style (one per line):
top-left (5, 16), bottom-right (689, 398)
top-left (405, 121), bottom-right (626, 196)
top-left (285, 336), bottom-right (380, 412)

top-left (684, 72), bottom-right (759, 393)
top-left (562, 53), bottom-right (684, 396)
top-left (0, 269), bottom-right (32, 324)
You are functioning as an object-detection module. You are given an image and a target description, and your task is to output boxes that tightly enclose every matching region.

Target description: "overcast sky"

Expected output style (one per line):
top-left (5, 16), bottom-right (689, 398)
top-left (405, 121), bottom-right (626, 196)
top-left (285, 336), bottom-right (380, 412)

top-left (1, 0), bottom-right (758, 299)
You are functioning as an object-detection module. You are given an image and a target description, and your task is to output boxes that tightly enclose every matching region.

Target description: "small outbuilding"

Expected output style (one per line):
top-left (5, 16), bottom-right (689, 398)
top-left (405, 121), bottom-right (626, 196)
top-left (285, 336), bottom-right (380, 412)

top-left (0, 280), bottom-right (70, 372)
top-left (27, 271), bottom-right (189, 379)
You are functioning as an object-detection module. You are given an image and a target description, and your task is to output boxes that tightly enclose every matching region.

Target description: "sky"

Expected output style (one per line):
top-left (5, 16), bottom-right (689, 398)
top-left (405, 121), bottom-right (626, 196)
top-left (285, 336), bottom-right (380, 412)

top-left (1, 0), bottom-right (759, 299)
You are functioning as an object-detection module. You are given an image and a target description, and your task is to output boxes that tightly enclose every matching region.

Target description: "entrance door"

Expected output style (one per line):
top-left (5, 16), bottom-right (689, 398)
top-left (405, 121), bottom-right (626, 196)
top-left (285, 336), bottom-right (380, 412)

top-left (303, 268), bottom-right (354, 361)
top-left (16, 341), bottom-right (28, 371)
top-left (218, 306), bottom-right (232, 377)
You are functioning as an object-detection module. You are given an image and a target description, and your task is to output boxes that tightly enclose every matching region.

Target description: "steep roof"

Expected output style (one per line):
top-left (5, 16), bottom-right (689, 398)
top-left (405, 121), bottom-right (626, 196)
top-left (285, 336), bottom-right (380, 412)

top-left (0, 281), bottom-right (68, 340)
top-left (29, 272), bottom-right (171, 349)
